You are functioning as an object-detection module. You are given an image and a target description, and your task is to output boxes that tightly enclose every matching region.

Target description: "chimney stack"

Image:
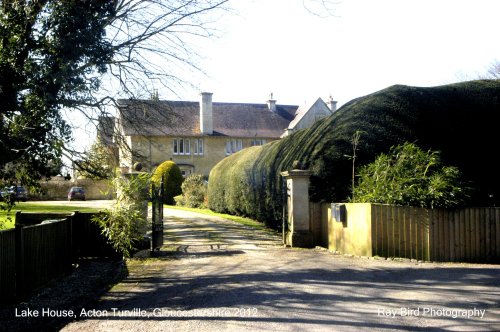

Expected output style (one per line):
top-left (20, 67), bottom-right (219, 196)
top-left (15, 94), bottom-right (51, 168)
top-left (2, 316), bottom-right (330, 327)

top-left (267, 92), bottom-right (277, 112)
top-left (200, 92), bottom-right (213, 135)
top-left (327, 95), bottom-right (337, 112)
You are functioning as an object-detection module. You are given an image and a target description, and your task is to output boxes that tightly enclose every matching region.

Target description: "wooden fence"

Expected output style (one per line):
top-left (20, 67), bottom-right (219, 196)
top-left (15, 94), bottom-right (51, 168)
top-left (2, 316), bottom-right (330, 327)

top-left (371, 204), bottom-right (500, 262)
top-left (0, 212), bottom-right (118, 304)
top-left (0, 229), bottom-right (16, 303)
top-left (317, 203), bottom-right (500, 263)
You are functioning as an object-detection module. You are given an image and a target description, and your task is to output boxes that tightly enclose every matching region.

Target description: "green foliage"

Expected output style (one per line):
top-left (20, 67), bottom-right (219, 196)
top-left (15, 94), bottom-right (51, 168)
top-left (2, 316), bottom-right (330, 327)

top-left (0, 1), bottom-right (227, 188)
top-left (92, 172), bottom-right (149, 258)
top-left (177, 174), bottom-right (207, 208)
top-left (0, 1), bottom-right (114, 184)
top-left (351, 143), bottom-right (469, 208)
top-left (208, 80), bottom-right (500, 229)
top-left (208, 146), bottom-right (263, 218)
top-left (174, 195), bottom-right (185, 206)
top-left (151, 161), bottom-right (183, 205)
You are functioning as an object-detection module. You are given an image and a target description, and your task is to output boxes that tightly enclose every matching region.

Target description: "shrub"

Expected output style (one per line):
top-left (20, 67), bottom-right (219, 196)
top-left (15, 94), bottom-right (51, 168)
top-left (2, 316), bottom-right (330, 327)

top-left (151, 160), bottom-right (183, 205)
top-left (208, 146), bottom-right (264, 217)
top-left (92, 172), bottom-right (149, 257)
top-left (174, 194), bottom-right (185, 206)
top-left (208, 80), bottom-right (500, 229)
top-left (351, 143), bottom-right (469, 208)
top-left (179, 174), bottom-right (207, 208)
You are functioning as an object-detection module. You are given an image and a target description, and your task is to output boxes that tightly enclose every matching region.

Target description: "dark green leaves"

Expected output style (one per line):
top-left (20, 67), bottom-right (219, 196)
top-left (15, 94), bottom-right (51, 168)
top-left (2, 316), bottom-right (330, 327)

top-left (351, 143), bottom-right (469, 208)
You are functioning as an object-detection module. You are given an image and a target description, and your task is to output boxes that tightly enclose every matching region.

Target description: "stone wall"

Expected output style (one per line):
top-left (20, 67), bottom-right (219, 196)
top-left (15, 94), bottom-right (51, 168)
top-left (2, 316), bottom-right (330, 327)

top-left (33, 178), bottom-right (114, 200)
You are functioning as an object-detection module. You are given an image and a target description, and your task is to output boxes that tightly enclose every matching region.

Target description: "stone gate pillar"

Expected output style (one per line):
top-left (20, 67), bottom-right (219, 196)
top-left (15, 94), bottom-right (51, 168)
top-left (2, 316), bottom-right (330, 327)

top-left (280, 169), bottom-right (314, 248)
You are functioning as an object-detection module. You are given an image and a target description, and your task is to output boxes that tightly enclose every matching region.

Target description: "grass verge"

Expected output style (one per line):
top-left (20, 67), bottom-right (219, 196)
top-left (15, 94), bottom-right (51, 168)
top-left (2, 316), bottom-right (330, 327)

top-left (165, 205), bottom-right (274, 232)
top-left (0, 202), bottom-right (99, 230)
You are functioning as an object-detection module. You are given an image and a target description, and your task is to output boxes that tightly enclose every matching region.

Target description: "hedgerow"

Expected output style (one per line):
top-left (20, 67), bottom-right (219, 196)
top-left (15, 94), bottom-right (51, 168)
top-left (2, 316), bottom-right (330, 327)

top-left (208, 80), bottom-right (500, 229)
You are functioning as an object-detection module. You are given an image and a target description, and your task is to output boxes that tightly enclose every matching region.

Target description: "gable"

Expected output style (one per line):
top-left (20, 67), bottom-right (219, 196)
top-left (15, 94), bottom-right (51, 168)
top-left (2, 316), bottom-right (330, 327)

top-left (287, 98), bottom-right (333, 131)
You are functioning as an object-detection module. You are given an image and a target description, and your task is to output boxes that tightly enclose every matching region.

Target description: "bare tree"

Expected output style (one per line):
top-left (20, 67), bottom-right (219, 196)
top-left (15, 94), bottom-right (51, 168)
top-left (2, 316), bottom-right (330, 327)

top-left (71, 1), bottom-right (231, 175)
top-left (485, 60), bottom-right (500, 79)
top-left (72, 0), bottom-right (230, 123)
top-left (303, 0), bottom-right (341, 18)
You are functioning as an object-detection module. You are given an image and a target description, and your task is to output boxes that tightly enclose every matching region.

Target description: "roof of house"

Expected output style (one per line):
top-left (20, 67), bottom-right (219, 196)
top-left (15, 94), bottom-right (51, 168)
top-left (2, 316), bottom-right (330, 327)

top-left (116, 99), bottom-right (298, 138)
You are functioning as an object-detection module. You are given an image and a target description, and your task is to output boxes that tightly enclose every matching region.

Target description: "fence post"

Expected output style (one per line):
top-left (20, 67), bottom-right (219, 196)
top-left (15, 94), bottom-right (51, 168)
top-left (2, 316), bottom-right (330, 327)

top-left (14, 211), bottom-right (25, 301)
top-left (68, 212), bottom-right (78, 270)
top-left (280, 168), bottom-right (314, 248)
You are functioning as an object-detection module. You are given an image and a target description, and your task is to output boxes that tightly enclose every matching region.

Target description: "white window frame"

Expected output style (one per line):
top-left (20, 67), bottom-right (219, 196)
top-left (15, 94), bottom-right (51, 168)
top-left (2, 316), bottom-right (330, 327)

top-left (173, 138), bottom-right (191, 155)
top-left (193, 139), bottom-right (204, 155)
top-left (226, 139), bottom-right (243, 155)
top-left (250, 139), bottom-right (267, 146)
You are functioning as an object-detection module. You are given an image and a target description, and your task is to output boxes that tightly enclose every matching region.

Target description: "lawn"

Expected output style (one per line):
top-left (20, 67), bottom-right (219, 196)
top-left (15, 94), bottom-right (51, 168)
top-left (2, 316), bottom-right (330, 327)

top-left (0, 202), bottom-right (99, 230)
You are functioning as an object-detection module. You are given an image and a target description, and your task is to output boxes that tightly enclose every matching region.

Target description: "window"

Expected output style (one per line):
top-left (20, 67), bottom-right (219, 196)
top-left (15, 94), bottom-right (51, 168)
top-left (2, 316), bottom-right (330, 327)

top-left (250, 139), bottom-right (267, 146)
top-left (193, 139), bottom-right (204, 155)
top-left (181, 169), bottom-right (192, 177)
top-left (226, 139), bottom-right (243, 155)
top-left (179, 165), bottom-right (194, 178)
top-left (173, 138), bottom-right (191, 155)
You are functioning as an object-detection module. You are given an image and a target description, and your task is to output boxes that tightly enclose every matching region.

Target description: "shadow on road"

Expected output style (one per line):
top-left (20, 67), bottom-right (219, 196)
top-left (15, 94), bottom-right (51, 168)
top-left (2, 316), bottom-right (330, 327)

top-left (65, 260), bottom-right (500, 331)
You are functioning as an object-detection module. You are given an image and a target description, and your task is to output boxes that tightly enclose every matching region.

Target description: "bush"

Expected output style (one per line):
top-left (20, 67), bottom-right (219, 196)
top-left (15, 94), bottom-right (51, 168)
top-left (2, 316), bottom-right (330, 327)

top-left (208, 80), bottom-right (500, 229)
top-left (178, 174), bottom-right (207, 208)
top-left (351, 143), bottom-right (469, 208)
top-left (174, 194), bottom-right (185, 206)
top-left (151, 160), bottom-right (183, 205)
top-left (92, 172), bottom-right (149, 258)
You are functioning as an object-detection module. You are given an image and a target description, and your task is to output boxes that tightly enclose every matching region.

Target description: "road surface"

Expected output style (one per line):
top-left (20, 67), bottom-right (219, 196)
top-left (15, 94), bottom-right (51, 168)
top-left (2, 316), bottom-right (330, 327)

top-left (45, 207), bottom-right (500, 331)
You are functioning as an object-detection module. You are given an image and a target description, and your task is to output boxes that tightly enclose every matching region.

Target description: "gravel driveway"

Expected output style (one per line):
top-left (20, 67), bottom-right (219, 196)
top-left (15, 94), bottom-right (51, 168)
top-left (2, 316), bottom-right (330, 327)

top-left (6, 206), bottom-right (491, 331)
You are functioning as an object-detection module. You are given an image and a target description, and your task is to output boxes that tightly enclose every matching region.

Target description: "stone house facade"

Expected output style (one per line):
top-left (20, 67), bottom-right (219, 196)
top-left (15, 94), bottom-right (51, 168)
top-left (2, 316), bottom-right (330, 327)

top-left (109, 93), bottom-right (337, 177)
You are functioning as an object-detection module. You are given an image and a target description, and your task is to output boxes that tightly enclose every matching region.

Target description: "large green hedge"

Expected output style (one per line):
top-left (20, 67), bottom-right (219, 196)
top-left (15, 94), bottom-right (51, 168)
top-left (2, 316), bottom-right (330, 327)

top-left (208, 80), bottom-right (500, 228)
top-left (151, 160), bottom-right (183, 205)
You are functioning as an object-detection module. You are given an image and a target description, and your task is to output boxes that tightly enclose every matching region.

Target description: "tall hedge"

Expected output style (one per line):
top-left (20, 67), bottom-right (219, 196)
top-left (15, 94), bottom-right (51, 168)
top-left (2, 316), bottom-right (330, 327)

top-left (208, 80), bottom-right (500, 228)
top-left (151, 160), bottom-right (183, 205)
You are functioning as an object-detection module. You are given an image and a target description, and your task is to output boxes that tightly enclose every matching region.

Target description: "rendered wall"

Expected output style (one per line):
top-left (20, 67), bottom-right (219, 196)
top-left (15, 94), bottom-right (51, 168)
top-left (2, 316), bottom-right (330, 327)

top-left (327, 203), bottom-right (373, 257)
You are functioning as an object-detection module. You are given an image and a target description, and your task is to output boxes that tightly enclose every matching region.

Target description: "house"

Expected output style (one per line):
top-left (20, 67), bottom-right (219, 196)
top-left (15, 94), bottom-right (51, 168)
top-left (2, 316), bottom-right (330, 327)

top-left (110, 93), bottom-right (337, 177)
top-left (281, 96), bottom-right (337, 137)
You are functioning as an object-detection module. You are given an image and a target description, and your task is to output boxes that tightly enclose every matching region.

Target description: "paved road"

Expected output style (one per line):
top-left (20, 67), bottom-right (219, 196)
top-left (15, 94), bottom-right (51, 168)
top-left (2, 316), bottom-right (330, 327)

top-left (61, 207), bottom-right (500, 331)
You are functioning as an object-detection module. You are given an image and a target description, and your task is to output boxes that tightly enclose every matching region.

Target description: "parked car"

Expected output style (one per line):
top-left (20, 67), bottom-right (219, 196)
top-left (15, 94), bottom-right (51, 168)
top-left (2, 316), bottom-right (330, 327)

top-left (68, 187), bottom-right (86, 201)
top-left (6, 186), bottom-right (28, 202)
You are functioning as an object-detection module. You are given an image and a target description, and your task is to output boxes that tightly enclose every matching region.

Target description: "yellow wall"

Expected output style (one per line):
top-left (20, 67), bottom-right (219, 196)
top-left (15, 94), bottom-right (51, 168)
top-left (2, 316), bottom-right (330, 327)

top-left (123, 135), bottom-right (276, 177)
top-left (33, 179), bottom-right (114, 200)
top-left (327, 203), bottom-right (373, 257)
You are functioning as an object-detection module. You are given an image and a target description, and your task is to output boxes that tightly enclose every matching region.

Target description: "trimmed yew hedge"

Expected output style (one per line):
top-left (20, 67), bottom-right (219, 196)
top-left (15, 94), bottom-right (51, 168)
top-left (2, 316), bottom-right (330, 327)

top-left (208, 80), bottom-right (500, 229)
top-left (151, 160), bottom-right (183, 205)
